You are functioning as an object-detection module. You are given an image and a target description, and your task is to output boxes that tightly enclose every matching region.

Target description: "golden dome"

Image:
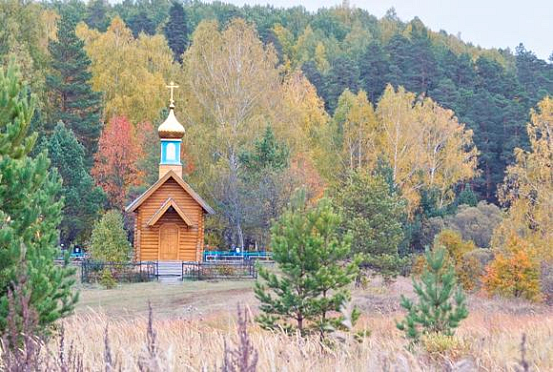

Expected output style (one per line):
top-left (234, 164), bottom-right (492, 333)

top-left (158, 104), bottom-right (185, 139)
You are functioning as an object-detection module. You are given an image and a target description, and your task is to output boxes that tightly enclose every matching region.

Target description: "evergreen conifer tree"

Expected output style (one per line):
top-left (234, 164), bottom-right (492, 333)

top-left (239, 125), bottom-right (289, 173)
top-left (325, 56), bottom-right (359, 113)
top-left (89, 210), bottom-right (132, 263)
top-left (85, 0), bottom-right (110, 31)
top-left (0, 61), bottom-right (78, 334)
top-left (358, 42), bottom-right (389, 102)
top-left (46, 11), bottom-right (103, 163)
top-left (255, 191), bottom-right (360, 339)
top-left (333, 171), bottom-right (408, 282)
top-left (128, 11), bottom-right (156, 37)
top-left (396, 247), bottom-right (468, 343)
top-left (40, 122), bottom-right (105, 246)
top-left (164, 2), bottom-right (189, 62)
top-left (455, 184), bottom-right (478, 207)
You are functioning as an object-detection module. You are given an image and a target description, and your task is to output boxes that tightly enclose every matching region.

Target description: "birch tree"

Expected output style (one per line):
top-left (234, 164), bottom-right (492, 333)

top-left (493, 96), bottom-right (553, 261)
top-left (376, 85), bottom-right (478, 213)
top-left (182, 19), bottom-right (282, 249)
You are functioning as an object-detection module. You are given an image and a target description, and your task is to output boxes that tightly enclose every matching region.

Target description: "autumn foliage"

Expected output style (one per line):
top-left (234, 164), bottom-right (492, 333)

top-left (483, 234), bottom-right (541, 302)
top-left (434, 229), bottom-right (479, 290)
top-left (92, 116), bottom-right (144, 209)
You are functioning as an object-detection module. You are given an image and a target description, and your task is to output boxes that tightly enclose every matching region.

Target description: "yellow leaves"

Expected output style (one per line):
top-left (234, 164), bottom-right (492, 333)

top-left (375, 85), bottom-right (478, 214)
top-left (334, 89), bottom-right (379, 171)
top-left (494, 96), bottom-right (553, 261)
top-left (314, 43), bottom-right (330, 73)
top-left (282, 71), bottom-right (332, 180)
top-left (343, 20), bottom-right (373, 57)
top-left (282, 71), bottom-right (329, 139)
top-left (77, 17), bottom-right (177, 123)
top-left (272, 23), bottom-right (295, 62)
top-left (435, 229), bottom-right (475, 265)
top-left (182, 18), bottom-right (284, 178)
top-left (483, 233), bottom-right (542, 302)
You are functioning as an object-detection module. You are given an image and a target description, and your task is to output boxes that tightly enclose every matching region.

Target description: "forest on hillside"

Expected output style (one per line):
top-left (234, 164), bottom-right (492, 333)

top-left (1, 0), bottom-right (552, 263)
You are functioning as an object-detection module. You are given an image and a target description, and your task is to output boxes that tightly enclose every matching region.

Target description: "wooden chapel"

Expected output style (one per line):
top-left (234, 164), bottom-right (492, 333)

top-left (125, 82), bottom-right (214, 262)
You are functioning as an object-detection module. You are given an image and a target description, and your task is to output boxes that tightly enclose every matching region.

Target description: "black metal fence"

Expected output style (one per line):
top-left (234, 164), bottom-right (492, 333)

top-left (81, 260), bottom-right (157, 284)
top-left (181, 261), bottom-right (257, 280)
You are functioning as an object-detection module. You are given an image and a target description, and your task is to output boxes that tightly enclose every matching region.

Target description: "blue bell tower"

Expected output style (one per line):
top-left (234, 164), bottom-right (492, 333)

top-left (157, 81), bottom-right (185, 179)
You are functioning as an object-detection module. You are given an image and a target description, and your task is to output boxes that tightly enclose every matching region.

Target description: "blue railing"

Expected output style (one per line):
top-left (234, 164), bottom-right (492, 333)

top-left (203, 250), bottom-right (272, 261)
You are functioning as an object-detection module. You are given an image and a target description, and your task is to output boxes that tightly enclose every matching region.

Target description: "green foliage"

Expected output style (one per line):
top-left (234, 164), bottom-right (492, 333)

top-left (333, 171), bottom-right (408, 281)
top-left (0, 0), bottom-right (50, 96)
top-left (396, 248), bottom-right (469, 344)
top-left (40, 122), bottom-right (105, 246)
top-left (46, 11), bottom-right (103, 161)
top-left (255, 191), bottom-right (360, 339)
top-left (85, 0), bottom-right (110, 31)
top-left (164, 1), bottom-right (189, 62)
top-left (455, 184), bottom-right (478, 207)
top-left (128, 11), bottom-right (156, 37)
top-left (0, 61), bottom-right (78, 334)
top-left (89, 210), bottom-right (132, 263)
top-left (239, 125), bottom-right (289, 173)
top-left (99, 268), bottom-right (116, 289)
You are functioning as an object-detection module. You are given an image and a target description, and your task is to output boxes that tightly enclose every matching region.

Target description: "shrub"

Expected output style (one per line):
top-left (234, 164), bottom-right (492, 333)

top-left (396, 248), bottom-right (468, 344)
top-left (411, 254), bottom-right (427, 276)
top-left (459, 249), bottom-right (494, 290)
top-left (483, 234), bottom-right (541, 302)
top-left (434, 229), bottom-right (478, 290)
top-left (217, 265), bottom-right (235, 277)
top-left (100, 268), bottom-right (116, 289)
top-left (445, 201), bottom-right (502, 248)
top-left (421, 334), bottom-right (470, 360)
top-left (89, 210), bottom-right (132, 263)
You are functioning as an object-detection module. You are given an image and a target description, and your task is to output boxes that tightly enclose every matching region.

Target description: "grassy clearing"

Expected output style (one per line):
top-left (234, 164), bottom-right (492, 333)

top-left (59, 278), bottom-right (553, 371)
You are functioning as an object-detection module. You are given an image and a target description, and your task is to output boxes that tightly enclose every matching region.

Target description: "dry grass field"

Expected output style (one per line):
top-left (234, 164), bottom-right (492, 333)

top-left (51, 277), bottom-right (553, 371)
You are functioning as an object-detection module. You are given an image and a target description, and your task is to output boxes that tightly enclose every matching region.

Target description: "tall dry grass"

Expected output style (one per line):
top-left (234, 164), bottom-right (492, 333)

top-left (45, 303), bottom-right (552, 371)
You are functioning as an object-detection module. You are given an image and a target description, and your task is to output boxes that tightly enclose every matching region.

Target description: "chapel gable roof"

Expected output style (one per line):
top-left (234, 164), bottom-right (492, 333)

top-left (125, 170), bottom-right (215, 215)
top-left (147, 197), bottom-right (195, 226)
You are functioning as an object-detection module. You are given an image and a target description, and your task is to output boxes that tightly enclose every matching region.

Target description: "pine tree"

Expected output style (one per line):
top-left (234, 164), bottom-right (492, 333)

top-left (455, 183), bottom-right (478, 207)
top-left (89, 210), bottom-right (132, 263)
top-left (358, 42), bottom-right (389, 103)
top-left (46, 11), bottom-right (103, 163)
top-left (396, 247), bottom-right (468, 343)
top-left (239, 125), bottom-right (289, 173)
top-left (333, 171), bottom-right (408, 281)
top-left (255, 191), bottom-right (360, 339)
top-left (0, 61), bottom-right (78, 334)
top-left (128, 11), bottom-right (156, 38)
top-left (324, 56), bottom-right (359, 113)
top-left (164, 1), bottom-right (189, 62)
top-left (85, 0), bottom-right (110, 32)
top-left (40, 122), bottom-right (105, 246)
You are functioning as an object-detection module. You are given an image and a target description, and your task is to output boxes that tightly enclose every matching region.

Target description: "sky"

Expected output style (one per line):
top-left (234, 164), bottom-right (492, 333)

top-left (214, 0), bottom-right (553, 60)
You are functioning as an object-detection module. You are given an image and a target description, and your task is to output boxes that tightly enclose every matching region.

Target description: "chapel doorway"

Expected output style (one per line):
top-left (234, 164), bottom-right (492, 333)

top-left (159, 223), bottom-right (179, 260)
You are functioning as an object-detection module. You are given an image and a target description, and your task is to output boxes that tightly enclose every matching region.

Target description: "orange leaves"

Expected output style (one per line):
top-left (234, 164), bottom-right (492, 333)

top-left (92, 116), bottom-right (145, 209)
top-left (483, 234), bottom-right (541, 302)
